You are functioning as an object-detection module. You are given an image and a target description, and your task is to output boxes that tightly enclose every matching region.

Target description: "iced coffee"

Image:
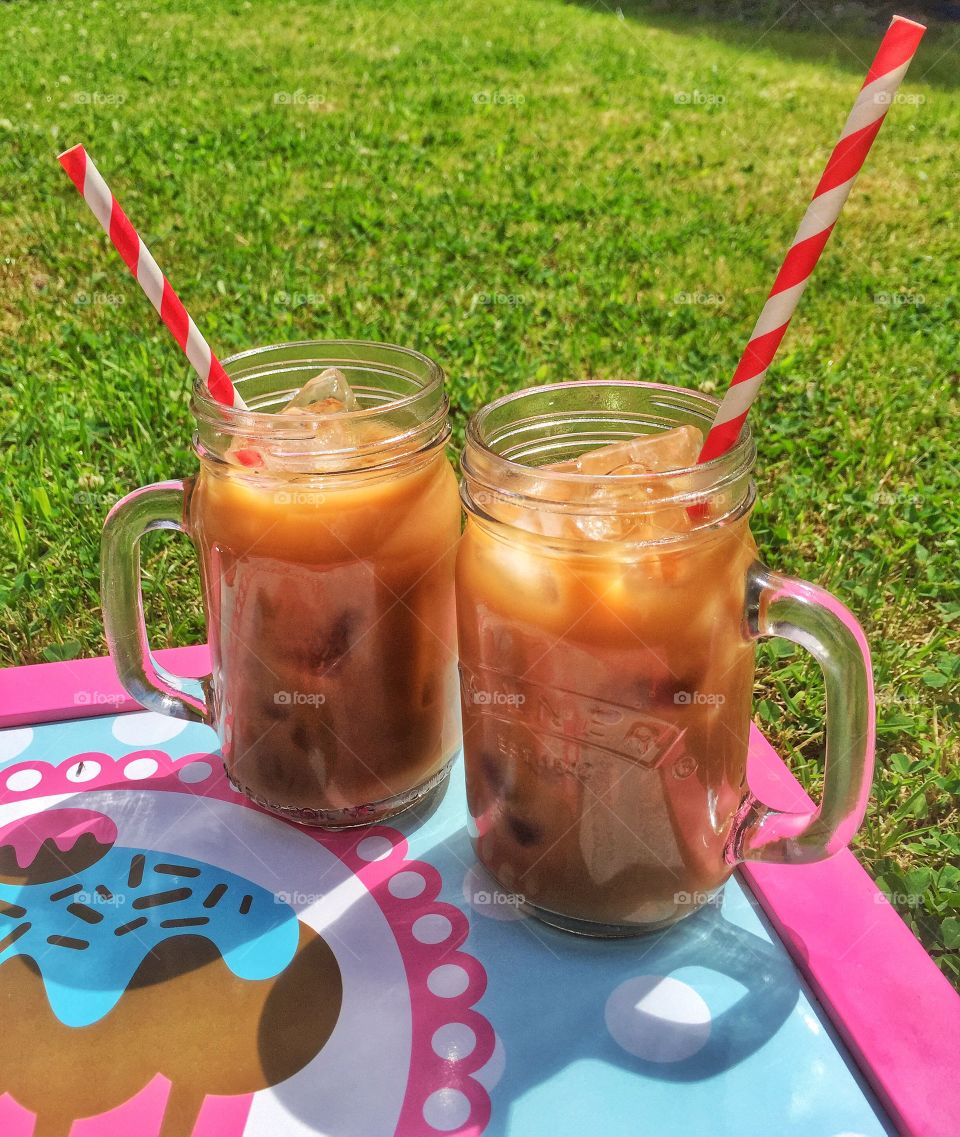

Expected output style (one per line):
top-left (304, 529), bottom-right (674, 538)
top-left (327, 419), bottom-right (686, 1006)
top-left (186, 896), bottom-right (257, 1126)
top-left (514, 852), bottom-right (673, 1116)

top-left (457, 382), bottom-right (760, 932)
top-left (102, 342), bottom-right (461, 827)
top-left (187, 359), bottom-right (460, 824)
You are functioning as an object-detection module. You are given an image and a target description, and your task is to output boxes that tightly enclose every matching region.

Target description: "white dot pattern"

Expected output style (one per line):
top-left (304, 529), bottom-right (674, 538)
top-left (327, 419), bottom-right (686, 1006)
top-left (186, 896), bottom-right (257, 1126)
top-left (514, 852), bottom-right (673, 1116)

top-left (123, 757), bottom-right (159, 781)
top-left (5, 769), bottom-right (42, 792)
top-left (605, 975), bottom-right (711, 1063)
top-left (431, 1022), bottom-right (476, 1061)
top-left (177, 760), bottom-right (213, 784)
top-left (66, 760), bottom-right (101, 783)
top-left (0, 728), bottom-right (34, 761)
top-left (413, 914), bottom-right (452, 945)
top-left (356, 835), bottom-right (394, 862)
top-left (422, 1088), bottom-right (471, 1132)
top-left (387, 870), bottom-right (426, 899)
top-left (427, 964), bottom-right (470, 999)
top-left (111, 712), bottom-right (188, 745)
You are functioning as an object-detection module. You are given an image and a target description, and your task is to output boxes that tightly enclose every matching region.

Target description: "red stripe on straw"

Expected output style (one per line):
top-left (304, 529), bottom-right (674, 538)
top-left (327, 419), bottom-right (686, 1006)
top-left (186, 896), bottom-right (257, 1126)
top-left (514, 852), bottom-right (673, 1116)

top-left (815, 118), bottom-right (886, 197)
top-left (207, 359), bottom-right (237, 407)
top-left (862, 16), bottom-right (926, 86)
top-left (729, 325), bottom-right (791, 386)
top-left (59, 146), bottom-right (87, 193)
top-left (770, 226), bottom-right (836, 294)
top-left (698, 15), bottom-right (925, 466)
top-left (698, 416), bottom-right (746, 464)
top-left (57, 143), bottom-right (246, 411)
top-left (110, 210), bottom-right (141, 275)
top-left (160, 279), bottom-right (191, 351)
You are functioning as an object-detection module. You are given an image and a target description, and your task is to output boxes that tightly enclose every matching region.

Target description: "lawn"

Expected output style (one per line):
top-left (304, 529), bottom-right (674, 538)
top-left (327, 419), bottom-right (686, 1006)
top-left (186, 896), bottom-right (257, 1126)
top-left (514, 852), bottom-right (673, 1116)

top-left (1, 0), bottom-right (957, 980)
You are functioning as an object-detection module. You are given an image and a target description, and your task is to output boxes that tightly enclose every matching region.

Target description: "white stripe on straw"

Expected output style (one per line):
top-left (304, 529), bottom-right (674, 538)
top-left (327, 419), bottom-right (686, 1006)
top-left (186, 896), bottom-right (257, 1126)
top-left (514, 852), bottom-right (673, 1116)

top-left (58, 144), bottom-right (247, 411)
top-left (698, 15), bottom-right (927, 458)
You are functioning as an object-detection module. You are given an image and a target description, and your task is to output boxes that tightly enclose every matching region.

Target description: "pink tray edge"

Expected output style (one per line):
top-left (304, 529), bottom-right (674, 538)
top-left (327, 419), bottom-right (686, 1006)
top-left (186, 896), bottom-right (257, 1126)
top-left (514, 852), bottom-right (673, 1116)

top-left (744, 724), bottom-right (960, 1137)
top-left (0, 646), bottom-right (211, 727)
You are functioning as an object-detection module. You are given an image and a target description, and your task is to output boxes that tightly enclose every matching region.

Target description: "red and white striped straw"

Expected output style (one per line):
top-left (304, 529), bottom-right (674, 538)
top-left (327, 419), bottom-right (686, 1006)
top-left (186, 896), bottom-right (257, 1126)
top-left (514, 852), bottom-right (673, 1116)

top-left (58, 144), bottom-right (247, 411)
top-left (698, 15), bottom-right (926, 464)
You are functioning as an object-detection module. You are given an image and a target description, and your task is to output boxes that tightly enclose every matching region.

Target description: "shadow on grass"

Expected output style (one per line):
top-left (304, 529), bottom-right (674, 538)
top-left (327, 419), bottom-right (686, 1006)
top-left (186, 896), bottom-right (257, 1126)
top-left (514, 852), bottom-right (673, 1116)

top-left (563, 0), bottom-right (960, 88)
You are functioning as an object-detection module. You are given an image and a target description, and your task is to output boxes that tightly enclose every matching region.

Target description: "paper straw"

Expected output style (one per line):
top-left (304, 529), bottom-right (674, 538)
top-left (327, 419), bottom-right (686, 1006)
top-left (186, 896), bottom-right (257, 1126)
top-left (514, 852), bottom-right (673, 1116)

top-left (698, 15), bottom-right (926, 464)
top-left (58, 144), bottom-right (247, 411)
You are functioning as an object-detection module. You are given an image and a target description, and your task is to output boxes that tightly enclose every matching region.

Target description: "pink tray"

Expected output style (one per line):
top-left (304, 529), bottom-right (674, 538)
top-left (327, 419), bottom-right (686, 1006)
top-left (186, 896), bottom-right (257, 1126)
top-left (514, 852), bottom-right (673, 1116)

top-left (1, 647), bottom-right (958, 1136)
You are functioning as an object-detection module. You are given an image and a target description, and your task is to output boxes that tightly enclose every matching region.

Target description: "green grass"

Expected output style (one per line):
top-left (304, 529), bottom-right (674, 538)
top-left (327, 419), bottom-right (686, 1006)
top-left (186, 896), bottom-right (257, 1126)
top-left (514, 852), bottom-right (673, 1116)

top-left (1, 0), bottom-right (957, 979)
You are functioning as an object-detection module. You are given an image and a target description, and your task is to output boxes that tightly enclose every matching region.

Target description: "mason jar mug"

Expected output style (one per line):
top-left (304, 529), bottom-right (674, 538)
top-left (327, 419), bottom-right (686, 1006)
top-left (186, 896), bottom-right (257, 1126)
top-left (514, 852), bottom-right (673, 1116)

top-left (456, 380), bottom-right (875, 935)
top-left (101, 340), bottom-right (462, 827)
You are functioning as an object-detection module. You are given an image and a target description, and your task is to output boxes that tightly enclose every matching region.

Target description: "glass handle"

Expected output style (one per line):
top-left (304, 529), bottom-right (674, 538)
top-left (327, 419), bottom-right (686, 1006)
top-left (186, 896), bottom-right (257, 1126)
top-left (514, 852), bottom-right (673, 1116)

top-left (100, 480), bottom-right (211, 724)
top-left (728, 561), bottom-right (876, 865)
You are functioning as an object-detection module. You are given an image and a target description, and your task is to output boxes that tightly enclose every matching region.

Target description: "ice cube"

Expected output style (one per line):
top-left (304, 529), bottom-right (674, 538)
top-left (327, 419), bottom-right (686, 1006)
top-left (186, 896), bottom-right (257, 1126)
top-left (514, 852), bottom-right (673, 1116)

top-left (281, 367), bottom-right (358, 415)
top-left (226, 368), bottom-right (361, 470)
top-left (523, 425), bottom-right (706, 543)
top-left (570, 425), bottom-right (702, 475)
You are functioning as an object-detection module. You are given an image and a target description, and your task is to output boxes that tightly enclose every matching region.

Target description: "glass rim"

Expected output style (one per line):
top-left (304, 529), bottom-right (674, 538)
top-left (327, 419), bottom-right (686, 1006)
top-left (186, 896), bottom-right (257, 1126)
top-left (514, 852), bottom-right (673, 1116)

top-left (464, 379), bottom-right (754, 485)
top-left (190, 338), bottom-right (446, 430)
top-left (460, 379), bottom-right (757, 541)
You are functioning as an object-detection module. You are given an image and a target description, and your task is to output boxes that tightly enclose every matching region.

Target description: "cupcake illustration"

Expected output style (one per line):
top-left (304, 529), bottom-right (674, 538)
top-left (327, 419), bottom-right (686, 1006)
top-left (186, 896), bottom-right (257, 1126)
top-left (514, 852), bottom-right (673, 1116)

top-left (0, 749), bottom-right (494, 1137)
top-left (0, 806), bottom-right (342, 1137)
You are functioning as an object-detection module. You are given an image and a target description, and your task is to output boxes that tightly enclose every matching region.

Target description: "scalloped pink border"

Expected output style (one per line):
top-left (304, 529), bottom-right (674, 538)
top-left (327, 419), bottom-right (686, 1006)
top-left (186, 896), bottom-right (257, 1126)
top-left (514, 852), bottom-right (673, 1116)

top-left (342, 829), bottom-right (494, 1137)
top-left (0, 750), bottom-right (494, 1137)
